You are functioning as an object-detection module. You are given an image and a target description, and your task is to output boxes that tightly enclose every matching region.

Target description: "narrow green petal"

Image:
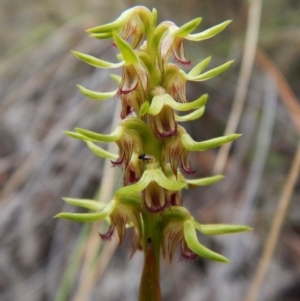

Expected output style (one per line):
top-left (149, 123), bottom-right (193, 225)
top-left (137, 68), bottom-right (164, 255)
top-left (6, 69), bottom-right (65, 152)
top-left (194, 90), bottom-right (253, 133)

top-left (85, 141), bottom-right (118, 159)
top-left (86, 10), bottom-right (132, 33)
top-left (194, 221), bottom-right (253, 235)
top-left (116, 171), bottom-right (152, 196)
top-left (181, 133), bottom-right (242, 151)
top-left (149, 94), bottom-right (207, 115)
top-left (175, 107), bottom-right (205, 122)
top-left (188, 56), bottom-right (211, 77)
top-left (62, 197), bottom-right (106, 211)
top-left (64, 131), bottom-right (87, 141)
top-left (113, 32), bottom-right (139, 65)
top-left (186, 20), bottom-right (232, 41)
top-left (152, 169), bottom-right (188, 191)
top-left (172, 17), bottom-right (202, 37)
top-left (183, 220), bottom-right (230, 263)
top-left (188, 60), bottom-right (234, 81)
top-left (110, 74), bottom-right (122, 84)
top-left (186, 175), bottom-right (224, 186)
top-left (147, 96), bottom-right (164, 115)
top-left (116, 168), bottom-right (187, 196)
top-left (90, 32), bottom-right (113, 39)
top-left (87, 22), bottom-right (122, 34)
top-left (174, 94), bottom-right (207, 111)
top-left (151, 8), bottom-right (157, 27)
top-left (75, 126), bottom-right (124, 142)
top-left (72, 51), bottom-right (124, 69)
top-left (54, 212), bottom-right (106, 222)
top-left (77, 85), bottom-right (117, 100)
top-left (54, 200), bottom-right (117, 222)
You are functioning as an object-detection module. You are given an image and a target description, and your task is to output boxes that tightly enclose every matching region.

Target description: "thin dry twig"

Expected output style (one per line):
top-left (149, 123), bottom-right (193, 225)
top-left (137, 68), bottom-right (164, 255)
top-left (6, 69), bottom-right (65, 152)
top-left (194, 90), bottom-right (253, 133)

top-left (244, 141), bottom-right (300, 301)
top-left (213, 0), bottom-right (262, 174)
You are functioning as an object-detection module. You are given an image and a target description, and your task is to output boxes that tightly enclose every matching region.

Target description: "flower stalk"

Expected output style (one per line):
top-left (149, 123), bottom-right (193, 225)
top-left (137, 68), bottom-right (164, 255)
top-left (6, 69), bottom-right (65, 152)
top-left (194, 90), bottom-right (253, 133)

top-left (55, 6), bottom-right (251, 301)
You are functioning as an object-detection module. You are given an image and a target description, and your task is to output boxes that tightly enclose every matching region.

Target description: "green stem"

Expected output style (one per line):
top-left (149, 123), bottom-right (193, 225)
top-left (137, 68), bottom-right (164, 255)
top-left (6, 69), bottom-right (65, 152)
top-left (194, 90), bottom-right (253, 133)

top-left (139, 209), bottom-right (162, 301)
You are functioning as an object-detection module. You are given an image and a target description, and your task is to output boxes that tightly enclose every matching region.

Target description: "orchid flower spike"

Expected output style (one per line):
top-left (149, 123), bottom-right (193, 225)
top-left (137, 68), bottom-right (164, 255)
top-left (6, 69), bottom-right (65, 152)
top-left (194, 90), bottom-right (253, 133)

top-left (56, 7), bottom-right (251, 301)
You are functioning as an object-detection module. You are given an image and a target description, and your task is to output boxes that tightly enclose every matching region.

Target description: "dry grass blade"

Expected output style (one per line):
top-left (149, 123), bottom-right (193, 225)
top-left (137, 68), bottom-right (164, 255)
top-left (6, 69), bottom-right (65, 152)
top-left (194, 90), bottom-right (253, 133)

top-left (213, 0), bottom-right (262, 174)
top-left (243, 48), bottom-right (300, 301)
top-left (255, 48), bottom-right (300, 135)
top-left (72, 237), bottom-right (119, 301)
top-left (244, 141), bottom-right (300, 301)
top-left (235, 74), bottom-right (277, 225)
top-left (71, 101), bottom-right (121, 301)
top-left (205, 73), bottom-right (277, 301)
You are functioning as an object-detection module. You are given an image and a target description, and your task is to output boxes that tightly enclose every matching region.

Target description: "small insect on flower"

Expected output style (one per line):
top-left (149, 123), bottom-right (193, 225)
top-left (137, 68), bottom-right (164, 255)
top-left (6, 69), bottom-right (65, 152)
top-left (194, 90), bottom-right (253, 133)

top-left (138, 154), bottom-right (154, 161)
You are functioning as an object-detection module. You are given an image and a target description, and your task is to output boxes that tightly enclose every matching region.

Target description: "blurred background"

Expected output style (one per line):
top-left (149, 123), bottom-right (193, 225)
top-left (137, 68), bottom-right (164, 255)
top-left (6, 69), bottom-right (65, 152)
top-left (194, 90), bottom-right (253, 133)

top-left (0, 0), bottom-right (299, 301)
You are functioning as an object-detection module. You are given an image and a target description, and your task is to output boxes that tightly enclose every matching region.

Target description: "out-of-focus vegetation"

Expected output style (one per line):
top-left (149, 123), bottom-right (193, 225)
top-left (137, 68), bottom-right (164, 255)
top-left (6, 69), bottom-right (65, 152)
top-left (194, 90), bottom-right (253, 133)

top-left (0, 1), bottom-right (299, 301)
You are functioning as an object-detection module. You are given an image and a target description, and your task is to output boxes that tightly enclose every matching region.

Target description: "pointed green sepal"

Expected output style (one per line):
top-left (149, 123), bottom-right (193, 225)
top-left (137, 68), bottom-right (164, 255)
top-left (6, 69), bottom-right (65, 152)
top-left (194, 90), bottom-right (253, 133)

top-left (148, 93), bottom-right (207, 115)
top-left (113, 32), bottom-right (139, 65)
top-left (188, 60), bottom-right (234, 81)
top-left (151, 8), bottom-right (157, 27)
top-left (54, 199), bottom-right (117, 222)
top-left (153, 168), bottom-right (188, 190)
top-left (85, 141), bottom-right (118, 159)
top-left (90, 32), bottom-right (113, 39)
top-left (116, 171), bottom-right (152, 196)
top-left (188, 56), bottom-right (211, 77)
top-left (194, 221), bottom-right (253, 235)
top-left (116, 168), bottom-right (187, 197)
top-left (110, 74), bottom-right (122, 84)
top-left (87, 22), bottom-right (122, 34)
top-left (75, 126), bottom-right (124, 142)
top-left (175, 106), bottom-right (205, 122)
top-left (77, 85), bottom-right (117, 100)
top-left (186, 20), bottom-right (232, 41)
top-left (186, 175), bottom-right (224, 186)
top-left (72, 51), bottom-right (124, 69)
top-left (62, 197), bottom-right (106, 211)
top-left (183, 220), bottom-right (230, 263)
top-left (181, 133), bottom-right (241, 151)
top-left (172, 17), bottom-right (202, 37)
top-left (64, 131), bottom-right (87, 141)
top-left (86, 10), bottom-right (132, 33)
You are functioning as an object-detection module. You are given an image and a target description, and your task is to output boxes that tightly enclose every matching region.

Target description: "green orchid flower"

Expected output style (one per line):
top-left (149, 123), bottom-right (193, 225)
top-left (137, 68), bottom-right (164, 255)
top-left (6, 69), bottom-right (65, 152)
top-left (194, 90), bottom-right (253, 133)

top-left (162, 207), bottom-right (251, 263)
top-left (140, 86), bottom-right (208, 137)
top-left (55, 194), bottom-right (142, 245)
